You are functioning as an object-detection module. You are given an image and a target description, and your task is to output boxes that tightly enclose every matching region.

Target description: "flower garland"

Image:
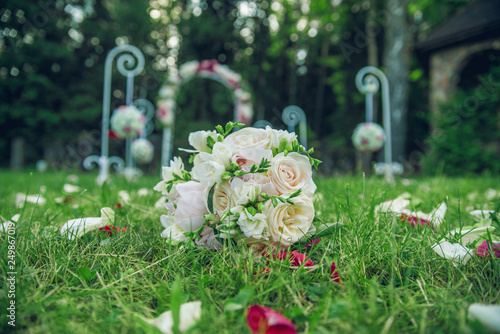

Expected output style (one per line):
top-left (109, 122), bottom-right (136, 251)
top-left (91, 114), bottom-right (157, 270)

top-left (110, 105), bottom-right (146, 139)
top-left (153, 121), bottom-right (321, 250)
top-left (156, 60), bottom-right (253, 127)
top-left (352, 122), bottom-right (385, 152)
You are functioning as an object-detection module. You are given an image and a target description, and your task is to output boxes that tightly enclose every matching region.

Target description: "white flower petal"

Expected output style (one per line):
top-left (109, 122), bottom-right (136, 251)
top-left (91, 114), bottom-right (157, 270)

top-left (428, 202), bottom-right (447, 227)
top-left (118, 190), bottom-right (131, 203)
top-left (469, 210), bottom-right (496, 221)
top-left (431, 239), bottom-right (472, 265)
top-left (138, 188), bottom-right (151, 196)
top-left (63, 183), bottom-right (80, 193)
top-left (60, 207), bottom-right (115, 240)
top-left (468, 304), bottom-right (500, 332)
top-left (144, 301), bottom-right (202, 334)
top-left (448, 226), bottom-right (496, 246)
top-left (15, 193), bottom-right (46, 208)
top-left (11, 214), bottom-right (20, 223)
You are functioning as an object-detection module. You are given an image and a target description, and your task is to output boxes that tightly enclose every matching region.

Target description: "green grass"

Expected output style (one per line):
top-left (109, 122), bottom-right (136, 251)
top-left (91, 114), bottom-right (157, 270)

top-left (0, 170), bottom-right (499, 333)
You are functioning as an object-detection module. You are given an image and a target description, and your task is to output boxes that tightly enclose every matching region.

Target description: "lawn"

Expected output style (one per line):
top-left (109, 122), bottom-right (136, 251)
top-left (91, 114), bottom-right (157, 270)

top-left (1, 170), bottom-right (499, 333)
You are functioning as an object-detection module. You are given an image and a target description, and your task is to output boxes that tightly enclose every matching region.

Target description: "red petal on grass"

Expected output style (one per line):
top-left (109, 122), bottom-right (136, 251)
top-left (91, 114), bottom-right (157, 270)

top-left (273, 251), bottom-right (313, 267)
top-left (115, 202), bottom-right (123, 209)
top-left (331, 261), bottom-right (343, 285)
top-left (99, 225), bottom-right (130, 236)
top-left (305, 238), bottom-right (321, 249)
top-left (476, 240), bottom-right (500, 258)
top-left (246, 305), bottom-right (297, 334)
top-left (400, 214), bottom-right (431, 227)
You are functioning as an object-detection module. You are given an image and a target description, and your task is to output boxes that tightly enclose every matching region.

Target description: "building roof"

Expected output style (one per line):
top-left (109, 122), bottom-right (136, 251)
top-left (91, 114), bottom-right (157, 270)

top-left (416, 0), bottom-right (500, 53)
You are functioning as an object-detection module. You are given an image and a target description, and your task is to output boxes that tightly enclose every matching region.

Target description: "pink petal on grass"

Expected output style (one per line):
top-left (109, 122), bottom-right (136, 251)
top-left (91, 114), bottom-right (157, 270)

top-left (476, 240), bottom-right (500, 258)
top-left (273, 251), bottom-right (313, 267)
top-left (246, 305), bottom-right (297, 334)
top-left (305, 238), bottom-right (321, 249)
top-left (331, 261), bottom-right (343, 285)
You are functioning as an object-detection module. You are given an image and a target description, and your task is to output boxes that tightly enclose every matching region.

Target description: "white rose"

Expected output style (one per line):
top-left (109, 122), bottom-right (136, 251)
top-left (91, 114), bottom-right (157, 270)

top-left (230, 177), bottom-right (260, 206)
top-left (266, 126), bottom-right (297, 151)
top-left (179, 61), bottom-right (199, 78)
top-left (224, 127), bottom-right (271, 150)
top-left (263, 194), bottom-right (315, 247)
top-left (269, 152), bottom-right (316, 196)
top-left (237, 208), bottom-right (269, 240)
top-left (246, 173), bottom-right (279, 198)
top-left (193, 152), bottom-right (226, 188)
top-left (213, 182), bottom-right (233, 215)
top-left (188, 130), bottom-right (218, 153)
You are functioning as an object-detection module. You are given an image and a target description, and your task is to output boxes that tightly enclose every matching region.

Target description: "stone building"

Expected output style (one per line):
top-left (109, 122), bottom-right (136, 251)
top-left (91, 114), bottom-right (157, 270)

top-left (417, 0), bottom-right (500, 118)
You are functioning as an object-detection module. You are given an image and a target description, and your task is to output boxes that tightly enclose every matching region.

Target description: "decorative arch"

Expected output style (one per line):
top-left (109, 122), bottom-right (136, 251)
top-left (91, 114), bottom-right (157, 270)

top-left (156, 59), bottom-right (254, 165)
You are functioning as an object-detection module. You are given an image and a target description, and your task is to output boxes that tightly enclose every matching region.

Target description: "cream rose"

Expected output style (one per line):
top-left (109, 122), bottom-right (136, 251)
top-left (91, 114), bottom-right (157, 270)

top-left (213, 181), bottom-right (233, 215)
top-left (224, 127), bottom-right (271, 150)
top-left (268, 152), bottom-right (316, 196)
top-left (231, 149), bottom-right (273, 172)
top-left (263, 194), bottom-right (315, 247)
top-left (212, 141), bottom-right (235, 167)
top-left (188, 130), bottom-right (218, 153)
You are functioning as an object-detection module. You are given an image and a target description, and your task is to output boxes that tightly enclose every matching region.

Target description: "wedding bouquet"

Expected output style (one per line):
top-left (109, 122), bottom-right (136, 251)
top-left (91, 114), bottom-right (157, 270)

top-left (154, 122), bottom-right (321, 250)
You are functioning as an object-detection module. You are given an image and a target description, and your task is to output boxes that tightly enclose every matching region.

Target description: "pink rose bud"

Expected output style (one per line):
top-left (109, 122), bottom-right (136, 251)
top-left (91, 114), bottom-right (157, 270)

top-left (246, 305), bottom-right (297, 334)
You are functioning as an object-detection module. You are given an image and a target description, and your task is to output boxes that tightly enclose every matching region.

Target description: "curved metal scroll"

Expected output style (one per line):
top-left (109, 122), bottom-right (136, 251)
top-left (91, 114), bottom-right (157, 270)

top-left (355, 66), bottom-right (395, 182)
top-left (282, 105), bottom-right (307, 149)
top-left (253, 120), bottom-right (272, 129)
top-left (83, 45), bottom-right (145, 185)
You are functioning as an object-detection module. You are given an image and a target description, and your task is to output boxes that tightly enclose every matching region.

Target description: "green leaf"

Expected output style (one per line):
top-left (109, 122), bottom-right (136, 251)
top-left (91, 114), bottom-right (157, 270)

top-left (206, 135), bottom-right (216, 149)
top-left (207, 184), bottom-right (216, 214)
top-left (215, 125), bottom-right (224, 135)
top-left (171, 276), bottom-right (183, 334)
top-left (77, 267), bottom-right (95, 282)
top-left (224, 286), bottom-right (255, 312)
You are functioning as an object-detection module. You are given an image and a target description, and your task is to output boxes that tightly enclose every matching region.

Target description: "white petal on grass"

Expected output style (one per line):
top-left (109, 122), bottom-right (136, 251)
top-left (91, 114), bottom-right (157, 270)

top-left (63, 183), bottom-right (80, 193)
top-left (448, 226), bottom-right (496, 246)
top-left (66, 174), bottom-right (79, 184)
top-left (55, 197), bottom-right (64, 204)
top-left (469, 210), bottom-right (496, 221)
top-left (428, 202), bottom-right (447, 227)
top-left (138, 188), bottom-right (151, 196)
top-left (432, 239), bottom-right (472, 265)
top-left (118, 190), bottom-right (131, 203)
top-left (11, 214), bottom-right (20, 223)
top-left (60, 207), bottom-right (114, 240)
top-left (0, 221), bottom-right (14, 233)
top-left (144, 301), bottom-right (202, 334)
top-left (375, 193), bottom-right (411, 214)
top-left (15, 193), bottom-right (46, 208)
top-left (40, 186), bottom-right (47, 194)
top-left (468, 304), bottom-right (500, 332)
top-left (485, 189), bottom-right (498, 201)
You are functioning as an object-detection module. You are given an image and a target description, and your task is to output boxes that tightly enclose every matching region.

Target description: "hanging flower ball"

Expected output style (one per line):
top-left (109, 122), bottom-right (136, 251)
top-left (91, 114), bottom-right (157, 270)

top-left (352, 122), bottom-right (386, 152)
top-left (131, 138), bottom-right (154, 164)
top-left (156, 99), bottom-right (175, 127)
top-left (110, 105), bottom-right (146, 139)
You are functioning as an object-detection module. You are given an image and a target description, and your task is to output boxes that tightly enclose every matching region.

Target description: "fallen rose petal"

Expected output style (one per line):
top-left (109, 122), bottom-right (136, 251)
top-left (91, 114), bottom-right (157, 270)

top-left (468, 304), bottom-right (500, 332)
top-left (476, 240), bottom-right (500, 258)
top-left (431, 239), bottom-right (472, 265)
top-left (331, 261), bottom-right (343, 284)
top-left (118, 190), bottom-right (131, 203)
top-left (115, 202), bottom-right (123, 209)
top-left (469, 210), bottom-right (496, 221)
top-left (448, 226), bottom-right (496, 246)
top-left (305, 238), bottom-right (321, 249)
top-left (273, 251), bottom-right (313, 267)
top-left (428, 202), bottom-right (447, 227)
top-left (63, 183), bottom-right (80, 193)
top-left (66, 174), bottom-right (79, 184)
top-left (485, 189), bottom-right (498, 201)
top-left (15, 193), bottom-right (46, 208)
top-left (400, 214), bottom-right (430, 227)
top-left (144, 301), bottom-right (202, 334)
top-left (60, 207), bottom-right (115, 240)
top-left (246, 305), bottom-right (297, 334)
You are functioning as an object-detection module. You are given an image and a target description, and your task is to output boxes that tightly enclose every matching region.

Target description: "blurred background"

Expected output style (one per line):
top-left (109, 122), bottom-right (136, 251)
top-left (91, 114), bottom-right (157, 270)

top-left (1, 0), bottom-right (499, 176)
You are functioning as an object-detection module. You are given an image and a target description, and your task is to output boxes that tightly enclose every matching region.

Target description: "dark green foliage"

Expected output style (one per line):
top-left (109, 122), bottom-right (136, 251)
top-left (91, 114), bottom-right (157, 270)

top-left (423, 63), bottom-right (500, 175)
